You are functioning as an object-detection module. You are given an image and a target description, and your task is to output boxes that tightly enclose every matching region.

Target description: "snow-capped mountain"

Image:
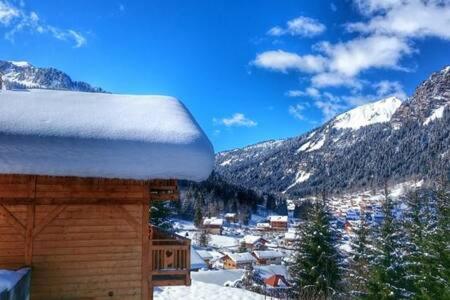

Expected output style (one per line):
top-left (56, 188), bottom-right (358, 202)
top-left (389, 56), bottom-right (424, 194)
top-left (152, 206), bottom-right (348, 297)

top-left (331, 96), bottom-right (402, 130)
top-left (215, 66), bottom-right (450, 197)
top-left (0, 60), bottom-right (105, 93)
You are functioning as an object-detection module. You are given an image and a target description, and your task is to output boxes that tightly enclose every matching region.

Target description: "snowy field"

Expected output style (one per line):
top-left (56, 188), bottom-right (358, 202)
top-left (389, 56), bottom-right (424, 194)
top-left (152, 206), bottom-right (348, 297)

top-left (154, 279), bottom-right (264, 300)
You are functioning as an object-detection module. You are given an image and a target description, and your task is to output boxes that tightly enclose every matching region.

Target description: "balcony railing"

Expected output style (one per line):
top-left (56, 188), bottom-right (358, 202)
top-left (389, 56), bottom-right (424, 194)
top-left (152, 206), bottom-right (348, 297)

top-left (149, 225), bottom-right (191, 287)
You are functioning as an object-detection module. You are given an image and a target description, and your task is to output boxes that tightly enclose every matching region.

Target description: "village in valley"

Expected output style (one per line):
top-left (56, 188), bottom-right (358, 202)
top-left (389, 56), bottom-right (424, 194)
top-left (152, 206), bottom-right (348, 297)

top-left (155, 181), bottom-right (415, 299)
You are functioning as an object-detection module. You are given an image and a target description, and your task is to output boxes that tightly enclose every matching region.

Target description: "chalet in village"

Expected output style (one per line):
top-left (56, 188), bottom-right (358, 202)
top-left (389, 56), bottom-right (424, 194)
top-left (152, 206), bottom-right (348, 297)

top-left (0, 89), bottom-right (214, 299)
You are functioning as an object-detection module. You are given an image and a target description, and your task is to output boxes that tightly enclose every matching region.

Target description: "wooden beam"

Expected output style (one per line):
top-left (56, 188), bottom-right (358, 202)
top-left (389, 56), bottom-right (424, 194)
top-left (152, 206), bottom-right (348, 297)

top-left (32, 205), bottom-right (67, 238)
top-left (114, 205), bottom-right (140, 233)
top-left (0, 204), bottom-right (25, 236)
top-left (25, 203), bottom-right (35, 265)
top-left (141, 203), bottom-right (150, 300)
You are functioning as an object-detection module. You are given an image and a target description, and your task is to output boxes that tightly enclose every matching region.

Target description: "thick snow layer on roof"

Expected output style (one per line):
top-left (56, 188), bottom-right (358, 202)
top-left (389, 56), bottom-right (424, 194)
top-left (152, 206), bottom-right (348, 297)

top-left (0, 89), bottom-right (214, 181)
top-left (333, 96), bottom-right (402, 130)
top-left (203, 217), bottom-right (224, 226)
top-left (252, 250), bottom-right (283, 259)
top-left (269, 215), bottom-right (288, 222)
top-left (191, 247), bottom-right (208, 270)
top-left (226, 252), bottom-right (256, 263)
top-left (242, 235), bottom-right (265, 244)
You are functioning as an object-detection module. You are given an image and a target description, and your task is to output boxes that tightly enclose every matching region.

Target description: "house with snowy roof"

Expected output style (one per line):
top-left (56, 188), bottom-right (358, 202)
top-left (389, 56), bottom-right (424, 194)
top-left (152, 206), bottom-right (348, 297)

top-left (224, 212), bottom-right (238, 224)
top-left (251, 250), bottom-right (283, 265)
top-left (221, 253), bottom-right (256, 269)
top-left (241, 235), bottom-right (268, 251)
top-left (0, 89), bottom-right (214, 300)
top-left (202, 217), bottom-right (224, 234)
top-left (269, 215), bottom-right (288, 231)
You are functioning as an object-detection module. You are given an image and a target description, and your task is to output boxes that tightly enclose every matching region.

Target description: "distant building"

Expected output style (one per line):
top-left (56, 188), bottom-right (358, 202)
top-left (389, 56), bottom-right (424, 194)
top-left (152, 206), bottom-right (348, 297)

top-left (202, 217), bottom-right (224, 234)
top-left (196, 250), bottom-right (214, 268)
top-left (256, 222), bottom-right (271, 231)
top-left (252, 250), bottom-right (283, 265)
top-left (222, 253), bottom-right (256, 269)
top-left (241, 235), bottom-right (268, 251)
top-left (264, 274), bottom-right (290, 288)
top-left (224, 213), bottom-right (238, 224)
top-left (269, 216), bottom-right (288, 231)
top-left (283, 231), bottom-right (298, 247)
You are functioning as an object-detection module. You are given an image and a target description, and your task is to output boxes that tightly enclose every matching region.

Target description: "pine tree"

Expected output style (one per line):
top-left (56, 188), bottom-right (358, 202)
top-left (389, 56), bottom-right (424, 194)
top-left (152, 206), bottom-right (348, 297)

top-left (195, 229), bottom-right (210, 247)
top-left (419, 181), bottom-right (450, 299)
top-left (150, 200), bottom-right (173, 231)
top-left (289, 195), bottom-right (342, 299)
top-left (194, 193), bottom-right (204, 228)
top-left (367, 185), bottom-right (408, 299)
top-left (347, 209), bottom-right (371, 298)
top-left (238, 240), bottom-right (247, 253)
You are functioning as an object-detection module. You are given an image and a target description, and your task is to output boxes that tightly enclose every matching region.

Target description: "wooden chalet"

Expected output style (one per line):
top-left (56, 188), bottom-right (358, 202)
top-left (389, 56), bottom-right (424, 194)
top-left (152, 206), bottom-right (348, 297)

top-left (221, 253), bottom-right (256, 270)
top-left (269, 216), bottom-right (288, 231)
top-left (0, 89), bottom-right (214, 299)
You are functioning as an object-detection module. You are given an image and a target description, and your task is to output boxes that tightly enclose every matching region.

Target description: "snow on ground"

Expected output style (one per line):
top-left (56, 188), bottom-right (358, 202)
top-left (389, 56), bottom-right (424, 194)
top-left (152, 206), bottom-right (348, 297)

top-left (9, 61), bottom-right (31, 67)
top-left (179, 231), bottom-right (239, 249)
top-left (306, 135), bottom-right (326, 152)
top-left (333, 96), bottom-right (402, 130)
top-left (173, 219), bottom-right (197, 231)
top-left (191, 269), bottom-right (244, 286)
top-left (284, 170), bottom-right (311, 192)
top-left (154, 279), bottom-right (264, 300)
top-left (424, 105), bottom-right (447, 125)
top-left (0, 89), bottom-right (214, 181)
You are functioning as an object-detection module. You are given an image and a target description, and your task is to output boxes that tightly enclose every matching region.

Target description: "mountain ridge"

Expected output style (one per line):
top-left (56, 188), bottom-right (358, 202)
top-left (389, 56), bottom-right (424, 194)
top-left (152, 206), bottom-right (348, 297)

top-left (0, 60), bottom-right (106, 93)
top-left (215, 66), bottom-right (450, 197)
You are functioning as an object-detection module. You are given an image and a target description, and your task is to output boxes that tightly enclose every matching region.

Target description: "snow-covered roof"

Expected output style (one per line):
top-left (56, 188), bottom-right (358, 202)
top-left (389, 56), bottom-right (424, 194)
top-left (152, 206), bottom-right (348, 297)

top-left (203, 217), bottom-right (224, 226)
top-left (225, 252), bottom-right (256, 263)
top-left (191, 247), bottom-right (208, 270)
top-left (269, 216), bottom-right (288, 222)
top-left (196, 250), bottom-right (214, 260)
top-left (224, 213), bottom-right (236, 218)
top-left (0, 89), bottom-right (214, 181)
top-left (242, 235), bottom-right (266, 244)
top-left (284, 231), bottom-right (297, 241)
top-left (256, 223), bottom-right (271, 228)
top-left (252, 250), bottom-right (283, 259)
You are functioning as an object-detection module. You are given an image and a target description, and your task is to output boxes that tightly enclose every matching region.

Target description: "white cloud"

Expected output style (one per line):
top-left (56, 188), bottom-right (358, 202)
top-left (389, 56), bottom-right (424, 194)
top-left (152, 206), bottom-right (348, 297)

top-left (0, 0), bottom-right (86, 47)
top-left (0, 1), bottom-right (19, 25)
top-left (216, 113), bottom-right (257, 127)
top-left (288, 104), bottom-right (307, 120)
top-left (268, 16), bottom-right (326, 37)
top-left (286, 87), bottom-right (320, 98)
top-left (348, 0), bottom-right (450, 40)
top-left (253, 50), bottom-right (326, 73)
top-left (318, 35), bottom-right (412, 77)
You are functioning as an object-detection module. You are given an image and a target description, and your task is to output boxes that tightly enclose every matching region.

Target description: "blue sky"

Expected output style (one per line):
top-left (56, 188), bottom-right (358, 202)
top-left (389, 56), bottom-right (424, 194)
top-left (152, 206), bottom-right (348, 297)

top-left (0, 0), bottom-right (449, 152)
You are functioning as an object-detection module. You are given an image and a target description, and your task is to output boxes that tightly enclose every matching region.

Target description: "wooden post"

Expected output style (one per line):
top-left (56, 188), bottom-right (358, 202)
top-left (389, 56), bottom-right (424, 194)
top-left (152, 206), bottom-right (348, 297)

top-left (142, 200), bottom-right (150, 299)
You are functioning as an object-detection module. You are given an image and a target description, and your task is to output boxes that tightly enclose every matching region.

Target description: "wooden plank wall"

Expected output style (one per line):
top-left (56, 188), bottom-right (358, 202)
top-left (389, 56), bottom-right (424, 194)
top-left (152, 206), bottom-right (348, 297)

top-left (0, 175), bottom-right (177, 300)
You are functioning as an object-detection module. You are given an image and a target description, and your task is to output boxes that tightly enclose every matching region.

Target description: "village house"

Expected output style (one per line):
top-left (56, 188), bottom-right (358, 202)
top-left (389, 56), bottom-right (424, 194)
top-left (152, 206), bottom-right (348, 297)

top-left (269, 216), bottom-right (288, 231)
top-left (202, 217), bottom-right (224, 234)
top-left (252, 250), bottom-right (283, 265)
top-left (0, 89), bottom-right (214, 300)
top-left (224, 213), bottom-right (238, 224)
top-left (241, 235), bottom-right (268, 251)
top-left (195, 250), bottom-right (214, 268)
top-left (283, 231), bottom-right (298, 247)
top-left (222, 253), bottom-right (256, 270)
top-left (256, 222), bottom-right (271, 231)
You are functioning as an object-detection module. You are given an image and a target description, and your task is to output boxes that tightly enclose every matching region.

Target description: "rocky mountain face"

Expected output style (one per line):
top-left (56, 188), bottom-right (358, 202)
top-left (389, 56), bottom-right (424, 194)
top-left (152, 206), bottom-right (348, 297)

top-left (215, 66), bottom-right (450, 198)
top-left (0, 60), bottom-right (105, 93)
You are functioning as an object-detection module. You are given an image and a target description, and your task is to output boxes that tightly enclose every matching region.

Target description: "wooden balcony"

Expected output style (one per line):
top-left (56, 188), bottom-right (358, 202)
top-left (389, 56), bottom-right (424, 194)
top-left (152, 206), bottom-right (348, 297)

top-left (149, 226), bottom-right (191, 287)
